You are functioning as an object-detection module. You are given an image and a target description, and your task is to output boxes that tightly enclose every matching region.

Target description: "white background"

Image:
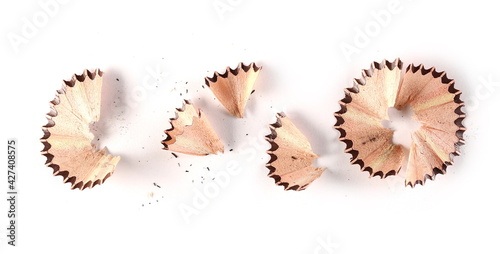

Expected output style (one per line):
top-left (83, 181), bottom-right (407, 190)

top-left (1, 0), bottom-right (499, 253)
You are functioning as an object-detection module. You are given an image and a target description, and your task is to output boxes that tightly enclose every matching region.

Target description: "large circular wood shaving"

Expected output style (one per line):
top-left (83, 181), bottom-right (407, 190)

top-left (334, 59), bottom-right (465, 187)
top-left (162, 100), bottom-right (224, 156)
top-left (41, 69), bottom-right (120, 190)
top-left (266, 113), bottom-right (326, 191)
top-left (205, 62), bottom-right (261, 118)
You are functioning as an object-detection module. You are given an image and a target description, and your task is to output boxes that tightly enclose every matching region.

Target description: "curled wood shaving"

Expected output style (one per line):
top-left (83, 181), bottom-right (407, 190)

top-left (335, 59), bottom-right (465, 187)
top-left (41, 69), bottom-right (120, 190)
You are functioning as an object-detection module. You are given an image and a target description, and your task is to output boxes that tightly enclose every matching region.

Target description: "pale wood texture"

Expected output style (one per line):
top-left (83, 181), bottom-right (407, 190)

top-left (335, 59), bottom-right (405, 178)
top-left (397, 64), bottom-right (465, 187)
top-left (335, 59), bottom-right (465, 187)
top-left (41, 69), bottom-right (120, 190)
top-left (266, 113), bottom-right (325, 191)
top-left (205, 62), bottom-right (261, 118)
top-left (162, 100), bottom-right (224, 156)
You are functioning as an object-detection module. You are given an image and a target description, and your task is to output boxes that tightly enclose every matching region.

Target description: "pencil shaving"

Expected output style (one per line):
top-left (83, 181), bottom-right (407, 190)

top-left (162, 100), bottom-right (224, 156)
top-left (40, 69), bottom-right (120, 190)
top-left (205, 62), bottom-right (261, 118)
top-left (334, 58), bottom-right (465, 187)
top-left (266, 113), bottom-right (325, 191)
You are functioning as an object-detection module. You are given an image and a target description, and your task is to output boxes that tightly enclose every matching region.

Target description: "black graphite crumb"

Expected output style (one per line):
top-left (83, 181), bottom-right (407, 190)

top-left (229, 149), bottom-right (233, 152)
top-left (153, 182), bottom-right (162, 188)
top-left (178, 163), bottom-right (181, 167)
top-left (207, 167), bottom-right (210, 171)
top-left (251, 90), bottom-right (255, 94)
top-left (116, 78), bottom-right (120, 81)
top-left (172, 152), bottom-right (178, 158)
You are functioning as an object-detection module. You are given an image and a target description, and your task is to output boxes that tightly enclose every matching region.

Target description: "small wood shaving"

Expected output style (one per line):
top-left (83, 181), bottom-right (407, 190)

top-left (266, 113), bottom-right (325, 191)
top-left (162, 100), bottom-right (224, 156)
top-left (205, 62), bottom-right (262, 118)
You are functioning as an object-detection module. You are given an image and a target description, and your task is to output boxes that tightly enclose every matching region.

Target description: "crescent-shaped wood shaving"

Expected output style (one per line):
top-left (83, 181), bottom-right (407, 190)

top-left (335, 58), bottom-right (465, 187)
top-left (40, 69), bottom-right (120, 190)
top-left (266, 113), bottom-right (325, 191)
top-left (205, 62), bottom-right (262, 118)
top-left (162, 100), bottom-right (224, 156)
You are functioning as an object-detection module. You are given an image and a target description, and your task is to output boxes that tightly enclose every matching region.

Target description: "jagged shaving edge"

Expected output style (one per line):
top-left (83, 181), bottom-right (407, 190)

top-left (334, 59), bottom-right (403, 179)
top-left (265, 112), bottom-right (311, 191)
top-left (334, 58), bottom-right (466, 187)
top-left (40, 69), bottom-right (114, 190)
top-left (204, 62), bottom-right (262, 86)
top-left (403, 63), bottom-right (466, 187)
top-left (161, 99), bottom-right (201, 150)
